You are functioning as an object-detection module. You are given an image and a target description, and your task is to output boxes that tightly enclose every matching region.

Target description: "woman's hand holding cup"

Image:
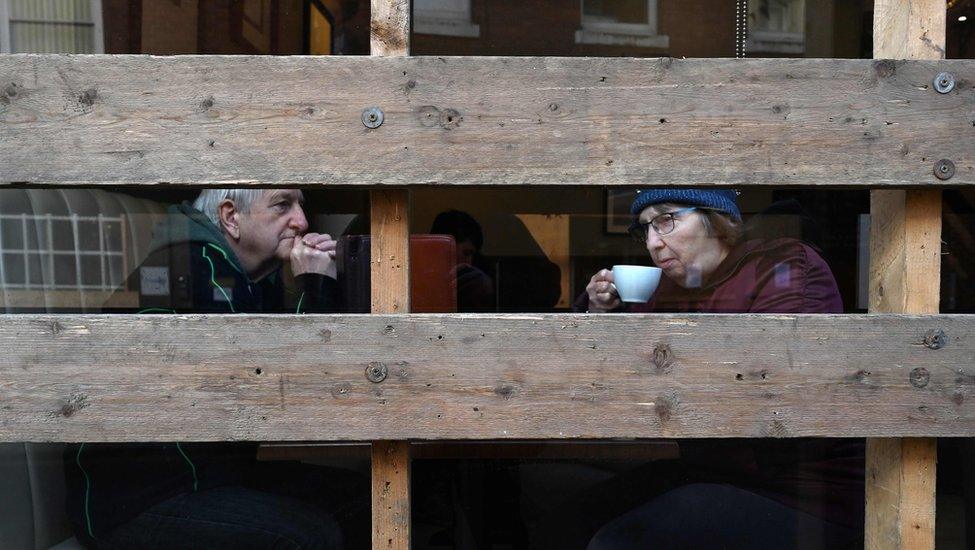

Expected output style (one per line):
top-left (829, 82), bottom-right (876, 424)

top-left (586, 269), bottom-right (620, 313)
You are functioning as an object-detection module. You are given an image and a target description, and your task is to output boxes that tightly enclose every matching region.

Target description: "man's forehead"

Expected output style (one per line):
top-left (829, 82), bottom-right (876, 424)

top-left (263, 189), bottom-right (304, 202)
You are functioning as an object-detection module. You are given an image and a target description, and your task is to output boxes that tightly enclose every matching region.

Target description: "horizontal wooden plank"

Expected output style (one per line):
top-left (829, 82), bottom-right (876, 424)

top-left (257, 441), bottom-right (681, 461)
top-left (0, 55), bottom-right (973, 187)
top-left (1, 314), bottom-right (972, 441)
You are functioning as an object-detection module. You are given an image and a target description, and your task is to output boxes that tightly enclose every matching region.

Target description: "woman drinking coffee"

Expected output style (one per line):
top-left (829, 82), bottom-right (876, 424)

top-left (555, 189), bottom-right (864, 549)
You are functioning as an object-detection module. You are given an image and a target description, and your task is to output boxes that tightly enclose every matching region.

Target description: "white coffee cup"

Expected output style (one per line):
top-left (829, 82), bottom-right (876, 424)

top-left (611, 265), bottom-right (662, 303)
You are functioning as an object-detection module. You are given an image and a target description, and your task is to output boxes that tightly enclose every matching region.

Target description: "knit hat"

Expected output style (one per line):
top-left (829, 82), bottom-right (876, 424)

top-left (630, 188), bottom-right (741, 222)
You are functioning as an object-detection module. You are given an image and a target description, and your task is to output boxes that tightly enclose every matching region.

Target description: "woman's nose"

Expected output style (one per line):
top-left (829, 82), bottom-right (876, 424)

top-left (646, 230), bottom-right (664, 251)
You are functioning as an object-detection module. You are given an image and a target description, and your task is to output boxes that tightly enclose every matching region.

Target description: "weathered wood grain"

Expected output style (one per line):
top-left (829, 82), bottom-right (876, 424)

top-left (867, 2), bottom-right (945, 548)
top-left (372, 440), bottom-right (410, 550)
top-left (370, 9), bottom-right (412, 547)
top-left (869, 189), bottom-right (943, 314)
top-left (0, 56), bottom-right (972, 187)
top-left (371, 190), bottom-right (411, 313)
top-left (371, 0), bottom-right (409, 57)
top-left (0, 314), bottom-right (972, 442)
top-left (866, 438), bottom-right (938, 550)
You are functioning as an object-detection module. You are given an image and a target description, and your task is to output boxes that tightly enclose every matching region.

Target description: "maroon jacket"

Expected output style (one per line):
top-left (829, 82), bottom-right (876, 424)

top-left (576, 238), bottom-right (863, 529)
top-left (574, 237), bottom-right (844, 314)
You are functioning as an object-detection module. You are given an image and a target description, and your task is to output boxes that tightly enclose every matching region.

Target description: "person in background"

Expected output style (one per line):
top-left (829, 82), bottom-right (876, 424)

top-left (430, 209), bottom-right (495, 312)
top-left (65, 189), bottom-right (368, 549)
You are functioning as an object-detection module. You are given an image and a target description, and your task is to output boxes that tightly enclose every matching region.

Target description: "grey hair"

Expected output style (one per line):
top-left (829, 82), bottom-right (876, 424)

top-left (192, 189), bottom-right (265, 230)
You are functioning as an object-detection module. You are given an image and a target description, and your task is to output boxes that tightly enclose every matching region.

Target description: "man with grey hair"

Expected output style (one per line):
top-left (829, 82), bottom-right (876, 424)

top-left (65, 189), bottom-right (368, 548)
top-left (124, 188), bottom-right (338, 312)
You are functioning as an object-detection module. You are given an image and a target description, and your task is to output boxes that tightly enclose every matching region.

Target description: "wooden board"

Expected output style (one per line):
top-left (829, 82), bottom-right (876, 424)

top-left (370, 190), bottom-right (411, 313)
top-left (258, 440), bottom-right (681, 461)
top-left (370, 6), bottom-right (412, 546)
top-left (1, 56), bottom-right (973, 187)
top-left (371, 0), bottom-right (409, 57)
top-left (1, 313), bottom-right (972, 442)
top-left (867, 1), bottom-right (945, 548)
top-left (372, 440), bottom-right (409, 550)
top-left (865, 438), bottom-right (938, 550)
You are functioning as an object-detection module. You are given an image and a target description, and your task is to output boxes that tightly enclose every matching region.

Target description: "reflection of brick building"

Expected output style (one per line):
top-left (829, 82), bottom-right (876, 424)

top-left (410, 0), bottom-right (873, 58)
top-left (94, 0), bottom-right (875, 58)
top-left (101, 0), bottom-right (371, 55)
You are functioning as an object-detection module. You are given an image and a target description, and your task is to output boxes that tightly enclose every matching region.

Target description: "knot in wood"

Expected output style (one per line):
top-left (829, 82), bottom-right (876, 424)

top-left (872, 59), bottom-right (896, 79)
top-left (910, 367), bottom-right (931, 389)
top-left (366, 362), bottom-right (388, 383)
top-left (652, 344), bottom-right (675, 374)
top-left (924, 328), bottom-right (947, 349)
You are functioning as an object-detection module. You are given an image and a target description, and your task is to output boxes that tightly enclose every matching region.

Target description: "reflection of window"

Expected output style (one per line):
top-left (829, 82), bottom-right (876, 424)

top-left (747, 0), bottom-right (805, 55)
top-left (414, 0), bottom-right (480, 38)
top-left (0, 213), bottom-right (126, 291)
top-left (0, 0), bottom-right (104, 54)
top-left (576, 0), bottom-right (668, 48)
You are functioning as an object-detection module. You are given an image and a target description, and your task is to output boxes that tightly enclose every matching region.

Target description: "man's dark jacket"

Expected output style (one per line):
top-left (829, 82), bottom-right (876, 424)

top-left (64, 203), bottom-right (337, 543)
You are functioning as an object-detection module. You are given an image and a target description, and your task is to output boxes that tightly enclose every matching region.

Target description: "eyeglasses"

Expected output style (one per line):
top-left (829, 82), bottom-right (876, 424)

top-left (628, 207), bottom-right (698, 242)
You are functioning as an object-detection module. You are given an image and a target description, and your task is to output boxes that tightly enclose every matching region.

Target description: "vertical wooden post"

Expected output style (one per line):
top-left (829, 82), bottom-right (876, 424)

top-left (867, 1), bottom-right (945, 548)
top-left (370, 1), bottom-right (411, 548)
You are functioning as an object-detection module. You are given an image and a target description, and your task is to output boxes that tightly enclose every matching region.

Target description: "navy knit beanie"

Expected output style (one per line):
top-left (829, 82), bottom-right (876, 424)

top-left (630, 188), bottom-right (741, 222)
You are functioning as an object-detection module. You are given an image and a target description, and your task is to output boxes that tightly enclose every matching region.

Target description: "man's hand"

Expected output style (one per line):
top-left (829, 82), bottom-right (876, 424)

top-left (290, 233), bottom-right (337, 279)
top-left (586, 269), bottom-right (620, 313)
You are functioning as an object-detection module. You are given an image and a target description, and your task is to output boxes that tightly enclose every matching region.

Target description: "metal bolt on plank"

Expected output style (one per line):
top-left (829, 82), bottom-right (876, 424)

top-left (933, 72), bottom-right (955, 94)
top-left (362, 107), bottom-right (384, 129)
top-left (934, 159), bottom-right (955, 181)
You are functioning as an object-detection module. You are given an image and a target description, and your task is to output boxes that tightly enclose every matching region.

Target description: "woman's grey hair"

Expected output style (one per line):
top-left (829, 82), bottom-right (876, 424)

top-left (192, 189), bottom-right (265, 229)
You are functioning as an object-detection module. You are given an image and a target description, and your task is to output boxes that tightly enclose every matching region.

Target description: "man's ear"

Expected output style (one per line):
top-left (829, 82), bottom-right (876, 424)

top-left (217, 199), bottom-right (241, 240)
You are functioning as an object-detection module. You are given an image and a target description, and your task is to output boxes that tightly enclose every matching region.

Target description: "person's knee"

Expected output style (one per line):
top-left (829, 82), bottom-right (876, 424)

top-left (586, 483), bottom-right (732, 550)
top-left (274, 510), bottom-right (345, 549)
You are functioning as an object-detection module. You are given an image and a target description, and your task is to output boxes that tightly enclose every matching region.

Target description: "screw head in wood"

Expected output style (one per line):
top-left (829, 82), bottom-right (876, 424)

top-left (366, 362), bottom-right (388, 383)
top-left (361, 107), bottom-right (384, 129)
top-left (934, 159), bottom-right (955, 180)
top-left (933, 72), bottom-right (955, 94)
